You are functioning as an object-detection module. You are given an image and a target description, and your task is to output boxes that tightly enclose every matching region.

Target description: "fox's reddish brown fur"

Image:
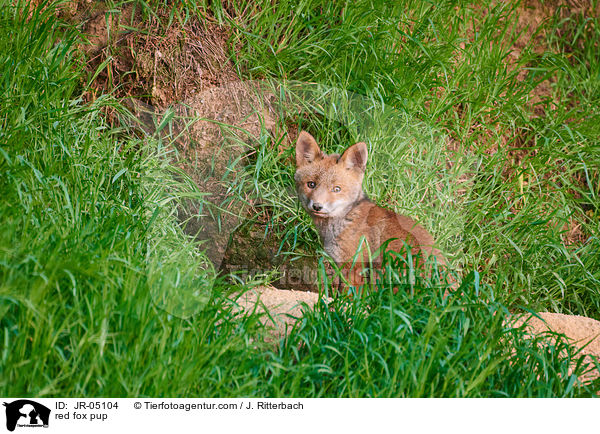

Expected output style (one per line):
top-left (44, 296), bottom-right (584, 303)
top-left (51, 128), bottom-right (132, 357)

top-left (294, 130), bottom-right (447, 290)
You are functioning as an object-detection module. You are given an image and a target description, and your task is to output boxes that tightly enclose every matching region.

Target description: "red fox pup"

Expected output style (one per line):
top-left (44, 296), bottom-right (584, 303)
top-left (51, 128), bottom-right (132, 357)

top-left (294, 130), bottom-right (447, 289)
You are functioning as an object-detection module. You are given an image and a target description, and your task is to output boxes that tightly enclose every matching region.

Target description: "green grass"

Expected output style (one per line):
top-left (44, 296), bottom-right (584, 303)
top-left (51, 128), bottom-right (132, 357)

top-left (0, 0), bottom-right (599, 397)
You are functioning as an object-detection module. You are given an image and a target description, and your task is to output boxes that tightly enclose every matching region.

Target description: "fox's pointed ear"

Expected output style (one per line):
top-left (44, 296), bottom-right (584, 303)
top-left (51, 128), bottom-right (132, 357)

top-left (339, 142), bottom-right (368, 171)
top-left (296, 131), bottom-right (322, 168)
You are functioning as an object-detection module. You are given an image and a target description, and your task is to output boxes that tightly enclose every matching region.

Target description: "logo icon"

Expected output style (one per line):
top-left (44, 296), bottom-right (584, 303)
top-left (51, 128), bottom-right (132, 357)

top-left (3, 400), bottom-right (50, 432)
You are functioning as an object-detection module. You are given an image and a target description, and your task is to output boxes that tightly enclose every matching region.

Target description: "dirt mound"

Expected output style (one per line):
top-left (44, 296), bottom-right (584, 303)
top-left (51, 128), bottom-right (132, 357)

top-left (72, 3), bottom-right (236, 108)
top-left (516, 312), bottom-right (600, 357)
top-left (231, 286), bottom-right (328, 341)
top-left (514, 311), bottom-right (600, 383)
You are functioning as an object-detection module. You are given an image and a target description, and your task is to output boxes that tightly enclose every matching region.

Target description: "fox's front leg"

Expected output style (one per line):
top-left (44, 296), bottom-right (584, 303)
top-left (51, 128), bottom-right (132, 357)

top-left (336, 261), bottom-right (366, 293)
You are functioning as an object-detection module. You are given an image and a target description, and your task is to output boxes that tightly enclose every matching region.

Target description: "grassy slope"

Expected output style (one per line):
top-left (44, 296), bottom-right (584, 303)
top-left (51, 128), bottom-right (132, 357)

top-left (225, 0), bottom-right (600, 316)
top-left (0, 0), bottom-right (598, 397)
top-left (0, 0), bottom-right (271, 396)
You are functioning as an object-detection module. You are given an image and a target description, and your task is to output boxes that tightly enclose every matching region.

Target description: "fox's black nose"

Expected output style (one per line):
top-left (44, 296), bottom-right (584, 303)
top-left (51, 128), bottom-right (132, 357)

top-left (312, 203), bottom-right (323, 212)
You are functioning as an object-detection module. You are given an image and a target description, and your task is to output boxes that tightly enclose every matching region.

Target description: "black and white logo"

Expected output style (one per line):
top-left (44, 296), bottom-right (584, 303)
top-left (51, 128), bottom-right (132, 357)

top-left (3, 400), bottom-right (50, 432)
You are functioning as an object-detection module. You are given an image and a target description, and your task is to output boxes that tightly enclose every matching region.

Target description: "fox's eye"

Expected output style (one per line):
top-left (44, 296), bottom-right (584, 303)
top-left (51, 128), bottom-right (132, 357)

top-left (307, 181), bottom-right (316, 189)
top-left (333, 186), bottom-right (341, 193)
